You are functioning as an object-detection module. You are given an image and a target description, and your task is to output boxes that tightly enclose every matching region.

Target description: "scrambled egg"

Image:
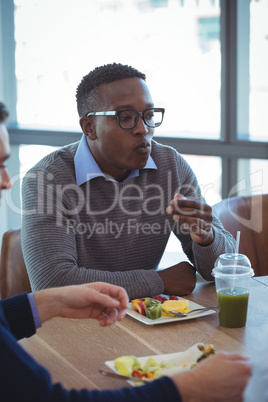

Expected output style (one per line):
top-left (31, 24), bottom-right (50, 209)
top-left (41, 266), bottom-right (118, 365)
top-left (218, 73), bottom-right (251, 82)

top-left (161, 300), bottom-right (190, 316)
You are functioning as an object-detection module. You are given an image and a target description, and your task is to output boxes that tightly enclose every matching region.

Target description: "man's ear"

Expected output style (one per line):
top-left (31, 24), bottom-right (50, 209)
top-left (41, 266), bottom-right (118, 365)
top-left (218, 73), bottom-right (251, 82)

top-left (79, 117), bottom-right (97, 140)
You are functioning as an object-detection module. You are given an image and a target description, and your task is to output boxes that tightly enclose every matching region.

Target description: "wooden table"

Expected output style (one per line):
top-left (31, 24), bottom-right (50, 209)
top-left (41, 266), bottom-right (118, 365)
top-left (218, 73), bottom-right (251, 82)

top-left (19, 276), bottom-right (268, 391)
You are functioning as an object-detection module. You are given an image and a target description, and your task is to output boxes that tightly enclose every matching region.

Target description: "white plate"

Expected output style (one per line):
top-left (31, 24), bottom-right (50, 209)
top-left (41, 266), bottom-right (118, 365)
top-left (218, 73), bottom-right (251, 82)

top-left (105, 351), bottom-right (180, 379)
top-left (126, 297), bottom-right (216, 325)
top-left (105, 343), bottom-right (210, 384)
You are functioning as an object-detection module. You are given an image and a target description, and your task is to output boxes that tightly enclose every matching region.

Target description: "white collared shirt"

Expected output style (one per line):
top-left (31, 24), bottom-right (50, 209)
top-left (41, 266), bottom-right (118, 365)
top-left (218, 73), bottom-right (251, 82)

top-left (74, 135), bottom-right (157, 186)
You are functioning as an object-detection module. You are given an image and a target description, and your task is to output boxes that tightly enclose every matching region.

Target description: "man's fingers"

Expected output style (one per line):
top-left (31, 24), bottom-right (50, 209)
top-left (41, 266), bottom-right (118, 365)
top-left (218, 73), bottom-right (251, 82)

top-left (221, 353), bottom-right (250, 362)
top-left (167, 197), bottom-right (212, 219)
top-left (166, 205), bottom-right (173, 214)
top-left (89, 283), bottom-right (129, 309)
top-left (100, 308), bottom-right (124, 326)
top-left (101, 283), bottom-right (129, 307)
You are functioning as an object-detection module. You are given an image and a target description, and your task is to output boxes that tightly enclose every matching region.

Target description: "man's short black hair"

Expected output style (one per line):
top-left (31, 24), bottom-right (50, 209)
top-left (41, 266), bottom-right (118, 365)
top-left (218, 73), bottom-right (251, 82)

top-left (0, 102), bottom-right (9, 123)
top-left (76, 63), bottom-right (146, 117)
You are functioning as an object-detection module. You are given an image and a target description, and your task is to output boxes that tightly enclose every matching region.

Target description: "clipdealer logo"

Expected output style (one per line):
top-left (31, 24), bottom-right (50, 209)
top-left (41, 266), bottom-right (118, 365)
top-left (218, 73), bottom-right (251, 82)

top-left (3, 168), bottom-right (265, 234)
top-left (13, 170), bottom-right (200, 222)
top-left (65, 217), bottom-right (185, 239)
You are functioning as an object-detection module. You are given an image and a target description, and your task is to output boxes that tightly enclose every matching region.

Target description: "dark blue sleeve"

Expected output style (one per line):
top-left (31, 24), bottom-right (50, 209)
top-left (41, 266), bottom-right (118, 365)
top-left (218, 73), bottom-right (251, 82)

top-left (1, 292), bottom-right (36, 340)
top-left (0, 303), bottom-right (182, 402)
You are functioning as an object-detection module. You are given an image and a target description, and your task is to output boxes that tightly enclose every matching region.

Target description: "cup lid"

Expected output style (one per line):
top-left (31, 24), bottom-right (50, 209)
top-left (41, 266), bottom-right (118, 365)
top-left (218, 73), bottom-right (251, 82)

top-left (212, 265), bottom-right (255, 278)
top-left (215, 253), bottom-right (251, 268)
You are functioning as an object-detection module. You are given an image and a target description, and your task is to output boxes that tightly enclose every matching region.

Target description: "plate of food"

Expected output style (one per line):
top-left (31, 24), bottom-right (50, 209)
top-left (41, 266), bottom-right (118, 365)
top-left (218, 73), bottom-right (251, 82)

top-left (126, 295), bottom-right (216, 325)
top-left (104, 343), bottom-right (215, 385)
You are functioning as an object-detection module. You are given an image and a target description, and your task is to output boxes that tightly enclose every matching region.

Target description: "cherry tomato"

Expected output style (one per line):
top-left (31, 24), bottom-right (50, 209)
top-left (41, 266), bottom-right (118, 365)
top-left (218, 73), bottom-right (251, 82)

top-left (132, 369), bottom-right (143, 379)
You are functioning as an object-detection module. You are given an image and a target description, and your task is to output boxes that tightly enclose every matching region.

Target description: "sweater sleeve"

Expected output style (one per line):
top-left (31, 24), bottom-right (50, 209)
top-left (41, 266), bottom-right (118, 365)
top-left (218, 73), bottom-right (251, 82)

top-left (1, 292), bottom-right (36, 340)
top-left (0, 303), bottom-right (182, 402)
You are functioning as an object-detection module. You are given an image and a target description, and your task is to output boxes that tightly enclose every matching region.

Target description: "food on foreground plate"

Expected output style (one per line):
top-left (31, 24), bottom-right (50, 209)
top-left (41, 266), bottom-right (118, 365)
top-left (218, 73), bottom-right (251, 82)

top-left (113, 356), bottom-right (142, 377)
top-left (113, 343), bottom-right (215, 382)
top-left (131, 295), bottom-right (189, 319)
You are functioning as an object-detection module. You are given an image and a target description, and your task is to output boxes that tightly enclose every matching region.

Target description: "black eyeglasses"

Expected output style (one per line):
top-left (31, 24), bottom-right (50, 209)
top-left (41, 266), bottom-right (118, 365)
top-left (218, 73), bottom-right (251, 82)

top-left (86, 108), bottom-right (165, 130)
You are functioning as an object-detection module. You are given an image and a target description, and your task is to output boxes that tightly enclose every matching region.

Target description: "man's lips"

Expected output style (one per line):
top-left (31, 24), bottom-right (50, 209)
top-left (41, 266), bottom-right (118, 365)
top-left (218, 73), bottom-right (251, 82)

top-left (135, 141), bottom-right (150, 153)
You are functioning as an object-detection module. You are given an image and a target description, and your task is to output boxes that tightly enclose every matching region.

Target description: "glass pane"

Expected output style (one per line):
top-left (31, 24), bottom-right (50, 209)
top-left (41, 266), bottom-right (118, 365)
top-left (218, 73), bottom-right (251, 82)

top-left (236, 159), bottom-right (268, 196)
top-left (249, 0), bottom-right (268, 141)
top-left (237, 0), bottom-right (268, 141)
top-left (19, 144), bottom-right (59, 181)
top-left (182, 154), bottom-right (222, 205)
top-left (14, 0), bottom-right (221, 139)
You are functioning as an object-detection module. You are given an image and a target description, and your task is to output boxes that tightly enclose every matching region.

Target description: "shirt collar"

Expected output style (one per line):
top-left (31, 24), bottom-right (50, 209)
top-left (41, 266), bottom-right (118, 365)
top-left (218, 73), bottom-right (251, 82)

top-left (74, 135), bottom-right (157, 186)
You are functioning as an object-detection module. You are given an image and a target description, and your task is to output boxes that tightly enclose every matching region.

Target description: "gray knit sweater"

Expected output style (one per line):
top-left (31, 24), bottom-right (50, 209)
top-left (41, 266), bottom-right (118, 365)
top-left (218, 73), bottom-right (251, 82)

top-left (21, 139), bottom-right (235, 298)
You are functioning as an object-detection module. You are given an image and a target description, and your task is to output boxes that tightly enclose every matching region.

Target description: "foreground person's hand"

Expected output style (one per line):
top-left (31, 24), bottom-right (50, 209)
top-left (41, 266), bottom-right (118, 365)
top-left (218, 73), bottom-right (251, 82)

top-left (157, 261), bottom-right (196, 296)
top-left (166, 193), bottom-right (214, 246)
top-left (173, 352), bottom-right (251, 402)
top-left (34, 282), bottom-right (129, 326)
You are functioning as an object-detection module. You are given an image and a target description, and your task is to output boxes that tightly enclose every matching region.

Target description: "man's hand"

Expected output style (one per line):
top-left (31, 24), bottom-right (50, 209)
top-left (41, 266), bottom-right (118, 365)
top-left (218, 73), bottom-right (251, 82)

top-left (34, 282), bottom-right (129, 327)
top-left (157, 262), bottom-right (196, 296)
top-left (166, 193), bottom-right (214, 246)
top-left (173, 352), bottom-right (251, 402)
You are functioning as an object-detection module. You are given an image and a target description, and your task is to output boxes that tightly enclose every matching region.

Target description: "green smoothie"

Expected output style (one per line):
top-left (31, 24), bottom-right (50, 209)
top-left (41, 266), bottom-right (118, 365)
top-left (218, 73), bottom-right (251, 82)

top-left (217, 288), bottom-right (249, 328)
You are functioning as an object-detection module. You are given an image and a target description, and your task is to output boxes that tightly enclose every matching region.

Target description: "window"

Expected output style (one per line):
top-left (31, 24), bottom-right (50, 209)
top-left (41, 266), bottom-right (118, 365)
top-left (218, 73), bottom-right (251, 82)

top-left (237, 0), bottom-right (268, 142)
top-left (14, 0), bottom-right (221, 139)
top-left (248, 0), bottom-right (268, 142)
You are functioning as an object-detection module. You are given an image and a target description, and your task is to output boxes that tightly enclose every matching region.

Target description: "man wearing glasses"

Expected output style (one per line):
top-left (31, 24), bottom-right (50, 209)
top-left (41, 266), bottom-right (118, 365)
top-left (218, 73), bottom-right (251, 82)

top-left (21, 63), bottom-right (236, 298)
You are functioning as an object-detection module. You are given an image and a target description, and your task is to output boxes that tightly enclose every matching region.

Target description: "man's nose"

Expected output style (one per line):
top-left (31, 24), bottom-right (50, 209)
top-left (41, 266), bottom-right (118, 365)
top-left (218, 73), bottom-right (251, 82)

top-left (133, 114), bottom-right (150, 136)
top-left (0, 168), bottom-right (12, 190)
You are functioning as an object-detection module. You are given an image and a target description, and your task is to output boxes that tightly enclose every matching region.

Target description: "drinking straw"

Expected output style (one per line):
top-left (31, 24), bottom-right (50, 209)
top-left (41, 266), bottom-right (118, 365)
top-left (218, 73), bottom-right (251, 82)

top-left (235, 231), bottom-right (241, 254)
top-left (231, 230), bottom-right (241, 293)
